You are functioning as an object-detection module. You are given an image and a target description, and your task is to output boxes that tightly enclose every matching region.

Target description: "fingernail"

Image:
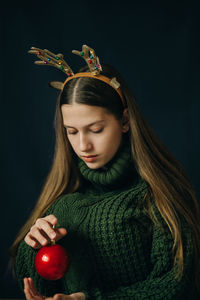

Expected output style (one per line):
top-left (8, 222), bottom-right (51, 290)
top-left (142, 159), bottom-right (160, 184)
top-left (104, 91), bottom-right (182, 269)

top-left (50, 232), bottom-right (56, 239)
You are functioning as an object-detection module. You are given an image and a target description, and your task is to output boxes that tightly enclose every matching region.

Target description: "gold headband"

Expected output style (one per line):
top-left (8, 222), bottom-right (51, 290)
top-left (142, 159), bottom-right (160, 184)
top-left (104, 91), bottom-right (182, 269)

top-left (63, 72), bottom-right (126, 107)
top-left (28, 44), bottom-right (127, 108)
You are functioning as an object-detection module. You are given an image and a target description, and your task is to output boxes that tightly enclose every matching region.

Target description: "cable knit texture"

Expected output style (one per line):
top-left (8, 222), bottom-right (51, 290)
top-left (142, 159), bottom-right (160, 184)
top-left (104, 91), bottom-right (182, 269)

top-left (15, 139), bottom-right (199, 299)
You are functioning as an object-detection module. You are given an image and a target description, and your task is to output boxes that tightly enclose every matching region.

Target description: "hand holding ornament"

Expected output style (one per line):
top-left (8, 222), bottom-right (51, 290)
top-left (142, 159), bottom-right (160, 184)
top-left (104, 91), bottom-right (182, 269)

top-left (24, 214), bottom-right (67, 249)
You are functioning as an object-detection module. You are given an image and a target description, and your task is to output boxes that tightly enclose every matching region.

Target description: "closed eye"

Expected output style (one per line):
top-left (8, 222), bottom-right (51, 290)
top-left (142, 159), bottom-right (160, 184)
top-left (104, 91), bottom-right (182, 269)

top-left (67, 129), bottom-right (103, 135)
top-left (93, 129), bottom-right (103, 133)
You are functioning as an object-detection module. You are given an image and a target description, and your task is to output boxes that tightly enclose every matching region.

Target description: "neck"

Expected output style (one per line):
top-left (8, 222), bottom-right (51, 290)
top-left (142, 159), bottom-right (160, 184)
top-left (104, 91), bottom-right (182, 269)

top-left (76, 137), bottom-right (138, 192)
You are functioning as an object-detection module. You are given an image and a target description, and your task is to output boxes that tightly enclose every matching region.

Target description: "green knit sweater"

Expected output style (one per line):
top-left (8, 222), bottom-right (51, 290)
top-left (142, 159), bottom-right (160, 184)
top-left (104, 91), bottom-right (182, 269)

top-left (15, 139), bottom-right (199, 299)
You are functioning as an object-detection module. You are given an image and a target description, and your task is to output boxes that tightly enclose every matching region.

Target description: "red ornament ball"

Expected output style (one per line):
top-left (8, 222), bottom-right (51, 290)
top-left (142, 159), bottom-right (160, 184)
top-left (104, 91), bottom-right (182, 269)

top-left (35, 244), bottom-right (70, 280)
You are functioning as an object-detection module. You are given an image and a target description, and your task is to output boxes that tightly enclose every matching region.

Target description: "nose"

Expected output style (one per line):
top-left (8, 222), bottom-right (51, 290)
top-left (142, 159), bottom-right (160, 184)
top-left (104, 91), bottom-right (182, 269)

top-left (79, 133), bottom-right (93, 152)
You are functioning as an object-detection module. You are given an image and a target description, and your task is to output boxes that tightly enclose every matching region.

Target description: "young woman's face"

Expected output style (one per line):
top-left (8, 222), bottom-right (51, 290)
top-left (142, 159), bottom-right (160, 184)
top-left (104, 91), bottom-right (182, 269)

top-left (61, 103), bottom-right (129, 169)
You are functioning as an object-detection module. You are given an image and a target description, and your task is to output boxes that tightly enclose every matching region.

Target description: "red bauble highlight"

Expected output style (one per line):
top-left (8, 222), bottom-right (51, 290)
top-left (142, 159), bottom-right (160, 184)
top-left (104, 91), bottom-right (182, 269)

top-left (35, 244), bottom-right (70, 280)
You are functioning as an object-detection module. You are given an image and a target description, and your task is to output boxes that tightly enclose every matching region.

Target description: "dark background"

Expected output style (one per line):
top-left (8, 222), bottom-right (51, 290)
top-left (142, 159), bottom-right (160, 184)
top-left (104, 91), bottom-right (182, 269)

top-left (1, 0), bottom-right (200, 298)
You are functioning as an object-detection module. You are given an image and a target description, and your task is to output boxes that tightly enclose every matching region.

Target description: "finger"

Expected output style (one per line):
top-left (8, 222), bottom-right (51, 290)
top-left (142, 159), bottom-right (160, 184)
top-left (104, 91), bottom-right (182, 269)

top-left (38, 227), bottom-right (67, 244)
top-left (24, 278), bottom-right (34, 300)
top-left (28, 278), bottom-right (41, 296)
top-left (24, 277), bottom-right (31, 291)
top-left (53, 294), bottom-right (62, 300)
top-left (26, 278), bottom-right (45, 300)
top-left (53, 293), bottom-right (85, 300)
top-left (54, 228), bottom-right (67, 242)
top-left (35, 218), bottom-right (58, 240)
top-left (53, 294), bottom-right (71, 300)
top-left (43, 214), bottom-right (58, 226)
top-left (70, 292), bottom-right (86, 300)
top-left (24, 235), bottom-right (42, 249)
top-left (25, 288), bottom-right (34, 300)
top-left (25, 227), bottom-right (67, 247)
top-left (29, 227), bottom-right (50, 246)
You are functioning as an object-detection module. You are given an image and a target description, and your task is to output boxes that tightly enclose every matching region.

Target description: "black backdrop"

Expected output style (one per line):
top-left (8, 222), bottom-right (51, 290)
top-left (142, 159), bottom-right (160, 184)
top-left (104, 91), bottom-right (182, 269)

top-left (1, 0), bottom-right (200, 298)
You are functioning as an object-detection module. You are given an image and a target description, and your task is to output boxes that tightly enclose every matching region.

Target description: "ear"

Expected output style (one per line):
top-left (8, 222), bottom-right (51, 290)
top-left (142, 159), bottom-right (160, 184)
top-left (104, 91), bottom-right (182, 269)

top-left (121, 108), bottom-right (130, 133)
top-left (48, 81), bottom-right (64, 90)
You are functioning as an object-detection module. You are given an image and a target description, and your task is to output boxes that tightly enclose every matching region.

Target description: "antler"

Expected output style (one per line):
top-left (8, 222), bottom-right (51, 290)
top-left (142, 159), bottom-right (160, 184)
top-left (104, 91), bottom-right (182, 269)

top-left (72, 44), bottom-right (102, 75)
top-left (28, 47), bottom-right (74, 76)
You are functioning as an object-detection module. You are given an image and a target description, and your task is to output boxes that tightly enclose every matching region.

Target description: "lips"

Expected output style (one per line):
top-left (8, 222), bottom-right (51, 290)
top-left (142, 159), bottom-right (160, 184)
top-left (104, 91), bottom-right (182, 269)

top-left (82, 155), bottom-right (98, 162)
top-left (82, 155), bottom-right (97, 158)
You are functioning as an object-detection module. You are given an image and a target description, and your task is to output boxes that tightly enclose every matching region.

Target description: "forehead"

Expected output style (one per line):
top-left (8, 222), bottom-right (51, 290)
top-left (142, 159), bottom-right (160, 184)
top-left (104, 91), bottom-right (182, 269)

top-left (61, 103), bottom-right (111, 124)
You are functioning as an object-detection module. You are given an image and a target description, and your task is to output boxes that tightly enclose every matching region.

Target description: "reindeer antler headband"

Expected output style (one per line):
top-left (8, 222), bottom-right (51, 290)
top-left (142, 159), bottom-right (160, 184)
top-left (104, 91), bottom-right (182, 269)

top-left (28, 44), bottom-right (126, 108)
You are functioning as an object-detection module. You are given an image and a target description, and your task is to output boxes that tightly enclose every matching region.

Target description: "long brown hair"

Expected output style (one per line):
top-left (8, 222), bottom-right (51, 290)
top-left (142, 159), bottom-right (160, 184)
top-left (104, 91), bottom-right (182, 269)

top-left (9, 63), bottom-right (200, 291)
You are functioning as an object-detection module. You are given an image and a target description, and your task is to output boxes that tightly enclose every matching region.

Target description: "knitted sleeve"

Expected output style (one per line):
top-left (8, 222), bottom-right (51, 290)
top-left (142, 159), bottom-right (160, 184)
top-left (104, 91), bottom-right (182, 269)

top-left (87, 205), bottom-right (198, 300)
top-left (14, 195), bottom-right (66, 297)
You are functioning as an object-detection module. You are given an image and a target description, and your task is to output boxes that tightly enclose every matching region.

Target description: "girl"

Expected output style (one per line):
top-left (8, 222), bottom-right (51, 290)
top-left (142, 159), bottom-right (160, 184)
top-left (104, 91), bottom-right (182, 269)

top-left (9, 45), bottom-right (200, 299)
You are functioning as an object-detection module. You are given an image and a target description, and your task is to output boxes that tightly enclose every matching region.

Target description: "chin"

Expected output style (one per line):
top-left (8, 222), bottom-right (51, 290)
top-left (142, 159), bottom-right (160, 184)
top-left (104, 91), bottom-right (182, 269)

top-left (85, 158), bottom-right (111, 170)
top-left (85, 162), bottom-right (103, 170)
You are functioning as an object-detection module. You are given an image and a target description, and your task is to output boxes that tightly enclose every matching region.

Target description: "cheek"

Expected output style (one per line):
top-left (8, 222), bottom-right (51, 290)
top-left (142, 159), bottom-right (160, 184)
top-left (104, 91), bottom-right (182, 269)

top-left (66, 136), bottom-right (78, 151)
top-left (100, 129), bottom-right (122, 152)
top-left (105, 127), bottom-right (122, 143)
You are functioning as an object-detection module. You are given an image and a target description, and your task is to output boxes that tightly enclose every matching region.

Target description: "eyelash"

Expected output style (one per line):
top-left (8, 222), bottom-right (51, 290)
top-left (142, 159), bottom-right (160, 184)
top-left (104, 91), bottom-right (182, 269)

top-left (67, 129), bottom-right (103, 135)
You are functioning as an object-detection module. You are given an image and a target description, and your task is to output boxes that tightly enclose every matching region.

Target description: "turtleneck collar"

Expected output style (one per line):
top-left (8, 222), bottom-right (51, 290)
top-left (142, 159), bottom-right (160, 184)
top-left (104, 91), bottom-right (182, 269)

top-left (76, 137), bottom-right (138, 192)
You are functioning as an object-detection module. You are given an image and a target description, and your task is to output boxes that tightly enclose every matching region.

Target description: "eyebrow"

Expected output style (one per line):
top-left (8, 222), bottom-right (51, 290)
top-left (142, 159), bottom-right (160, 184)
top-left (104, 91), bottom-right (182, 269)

top-left (64, 120), bottom-right (105, 129)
